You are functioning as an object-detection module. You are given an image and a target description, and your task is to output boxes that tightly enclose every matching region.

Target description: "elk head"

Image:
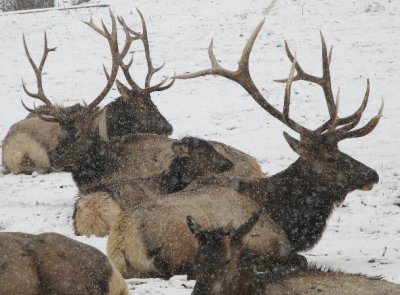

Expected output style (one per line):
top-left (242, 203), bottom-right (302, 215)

top-left (187, 212), bottom-right (260, 295)
top-left (160, 137), bottom-right (234, 193)
top-left (108, 9), bottom-right (174, 136)
top-left (176, 20), bottom-right (382, 199)
top-left (20, 10), bottom-right (133, 172)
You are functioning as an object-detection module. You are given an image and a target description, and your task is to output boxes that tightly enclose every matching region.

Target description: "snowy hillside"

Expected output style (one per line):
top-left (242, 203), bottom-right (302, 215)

top-left (0, 0), bottom-right (399, 293)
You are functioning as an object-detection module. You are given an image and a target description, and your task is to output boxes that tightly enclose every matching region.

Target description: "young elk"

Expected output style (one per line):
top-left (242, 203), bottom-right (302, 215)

top-left (107, 185), bottom-right (303, 279)
top-left (189, 214), bottom-right (400, 295)
top-left (176, 19), bottom-right (383, 252)
top-left (1, 9), bottom-right (173, 174)
top-left (188, 212), bottom-right (265, 295)
top-left (0, 232), bottom-right (128, 295)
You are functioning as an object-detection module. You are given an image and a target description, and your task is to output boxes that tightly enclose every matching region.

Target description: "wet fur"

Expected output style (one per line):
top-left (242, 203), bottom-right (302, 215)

top-left (70, 136), bottom-right (265, 237)
top-left (107, 186), bottom-right (291, 279)
top-left (2, 117), bottom-right (60, 174)
top-left (0, 232), bottom-right (128, 295)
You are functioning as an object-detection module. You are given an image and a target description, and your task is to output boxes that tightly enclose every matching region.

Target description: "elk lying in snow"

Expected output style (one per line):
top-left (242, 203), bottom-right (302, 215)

top-left (0, 232), bottom-right (128, 295)
top-left (189, 214), bottom-right (400, 295)
top-left (2, 9), bottom-right (173, 174)
top-left (176, 20), bottom-right (382, 252)
top-left (71, 135), bottom-right (263, 237)
top-left (2, 116), bottom-right (60, 174)
top-left (107, 185), bottom-right (304, 279)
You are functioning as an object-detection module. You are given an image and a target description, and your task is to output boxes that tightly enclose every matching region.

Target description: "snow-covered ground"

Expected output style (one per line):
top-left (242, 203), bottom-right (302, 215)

top-left (0, 0), bottom-right (399, 293)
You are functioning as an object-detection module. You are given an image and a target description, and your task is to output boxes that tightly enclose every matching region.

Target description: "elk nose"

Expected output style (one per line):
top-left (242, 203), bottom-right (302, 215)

top-left (368, 170), bottom-right (379, 184)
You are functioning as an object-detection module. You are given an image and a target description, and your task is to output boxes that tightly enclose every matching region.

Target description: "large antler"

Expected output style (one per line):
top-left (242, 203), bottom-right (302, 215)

top-left (83, 9), bottom-right (133, 110)
top-left (276, 33), bottom-right (383, 143)
top-left (116, 8), bottom-right (175, 96)
top-left (21, 33), bottom-right (61, 122)
top-left (22, 10), bottom-right (130, 121)
top-left (175, 20), bottom-right (383, 144)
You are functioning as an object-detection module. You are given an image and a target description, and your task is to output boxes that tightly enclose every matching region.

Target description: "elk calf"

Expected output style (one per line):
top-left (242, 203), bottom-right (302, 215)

top-left (0, 232), bottom-right (128, 295)
top-left (107, 186), bottom-right (296, 279)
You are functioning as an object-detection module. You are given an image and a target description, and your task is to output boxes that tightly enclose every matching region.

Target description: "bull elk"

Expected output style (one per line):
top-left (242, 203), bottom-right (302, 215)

top-left (176, 19), bottom-right (382, 251)
top-left (1, 9), bottom-right (173, 174)
top-left (0, 232), bottom-right (128, 295)
top-left (188, 214), bottom-right (400, 295)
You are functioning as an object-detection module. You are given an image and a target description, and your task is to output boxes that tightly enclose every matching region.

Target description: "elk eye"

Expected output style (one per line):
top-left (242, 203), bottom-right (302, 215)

top-left (326, 155), bottom-right (335, 163)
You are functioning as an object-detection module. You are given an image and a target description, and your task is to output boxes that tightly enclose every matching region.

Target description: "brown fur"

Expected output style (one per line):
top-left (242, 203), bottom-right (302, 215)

top-left (107, 185), bottom-right (290, 279)
top-left (72, 136), bottom-right (265, 237)
top-left (0, 232), bottom-right (40, 295)
top-left (189, 214), bottom-right (399, 295)
top-left (2, 117), bottom-right (60, 174)
top-left (74, 191), bottom-right (123, 237)
top-left (210, 141), bottom-right (266, 178)
top-left (265, 270), bottom-right (400, 295)
top-left (0, 232), bottom-right (128, 295)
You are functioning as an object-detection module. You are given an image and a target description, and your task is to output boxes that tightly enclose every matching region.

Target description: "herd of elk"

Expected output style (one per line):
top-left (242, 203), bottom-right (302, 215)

top-left (13, 11), bottom-right (265, 237)
top-left (105, 19), bottom-right (383, 281)
top-left (0, 7), bottom-right (394, 295)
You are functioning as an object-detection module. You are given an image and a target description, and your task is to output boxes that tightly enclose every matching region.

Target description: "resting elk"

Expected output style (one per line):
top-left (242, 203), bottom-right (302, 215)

top-left (107, 185), bottom-right (303, 279)
top-left (189, 213), bottom-right (400, 295)
top-left (1, 9), bottom-right (173, 174)
top-left (0, 232), bottom-right (128, 295)
top-left (176, 19), bottom-right (383, 251)
top-left (20, 13), bottom-right (264, 237)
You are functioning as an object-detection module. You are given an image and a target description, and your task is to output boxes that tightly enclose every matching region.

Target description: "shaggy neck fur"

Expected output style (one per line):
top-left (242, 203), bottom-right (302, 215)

top-left (239, 158), bottom-right (347, 252)
top-left (70, 134), bottom-right (121, 190)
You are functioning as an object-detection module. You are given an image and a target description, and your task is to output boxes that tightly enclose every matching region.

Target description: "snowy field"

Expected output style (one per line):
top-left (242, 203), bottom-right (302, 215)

top-left (0, 0), bottom-right (399, 293)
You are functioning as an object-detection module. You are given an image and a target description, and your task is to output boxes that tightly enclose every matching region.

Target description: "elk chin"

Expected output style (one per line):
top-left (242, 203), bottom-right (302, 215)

top-left (360, 183), bottom-right (375, 191)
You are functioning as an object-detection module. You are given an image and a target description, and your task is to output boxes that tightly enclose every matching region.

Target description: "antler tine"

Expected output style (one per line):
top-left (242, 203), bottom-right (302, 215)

top-left (21, 99), bottom-right (35, 113)
top-left (316, 79), bottom-right (370, 134)
top-left (116, 15), bottom-right (143, 93)
top-left (275, 33), bottom-right (337, 118)
top-left (22, 33), bottom-right (57, 109)
top-left (238, 18), bottom-right (266, 72)
top-left (332, 99), bottom-right (383, 141)
top-left (175, 18), bottom-right (266, 81)
top-left (283, 55), bottom-right (296, 123)
top-left (116, 9), bottom-right (174, 95)
top-left (86, 9), bottom-right (121, 110)
top-left (117, 16), bottom-right (137, 58)
top-left (135, 8), bottom-right (155, 89)
top-left (146, 75), bottom-right (176, 93)
top-left (176, 19), bottom-right (317, 139)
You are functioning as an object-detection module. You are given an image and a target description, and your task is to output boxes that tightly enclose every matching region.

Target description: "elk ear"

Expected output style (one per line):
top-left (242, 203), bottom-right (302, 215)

top-left (231, 211), bottom-right (261, 245)
top-left (222, 220), bottom-right (234, 236)
top-left (187, 216), bottom-right (202, 236)
top-left (116, 80), bottom-right (133, 101)
top-left (283, 132), bottom-right (308, 158)
top-left (172, 142), bottom-right (190, 157)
